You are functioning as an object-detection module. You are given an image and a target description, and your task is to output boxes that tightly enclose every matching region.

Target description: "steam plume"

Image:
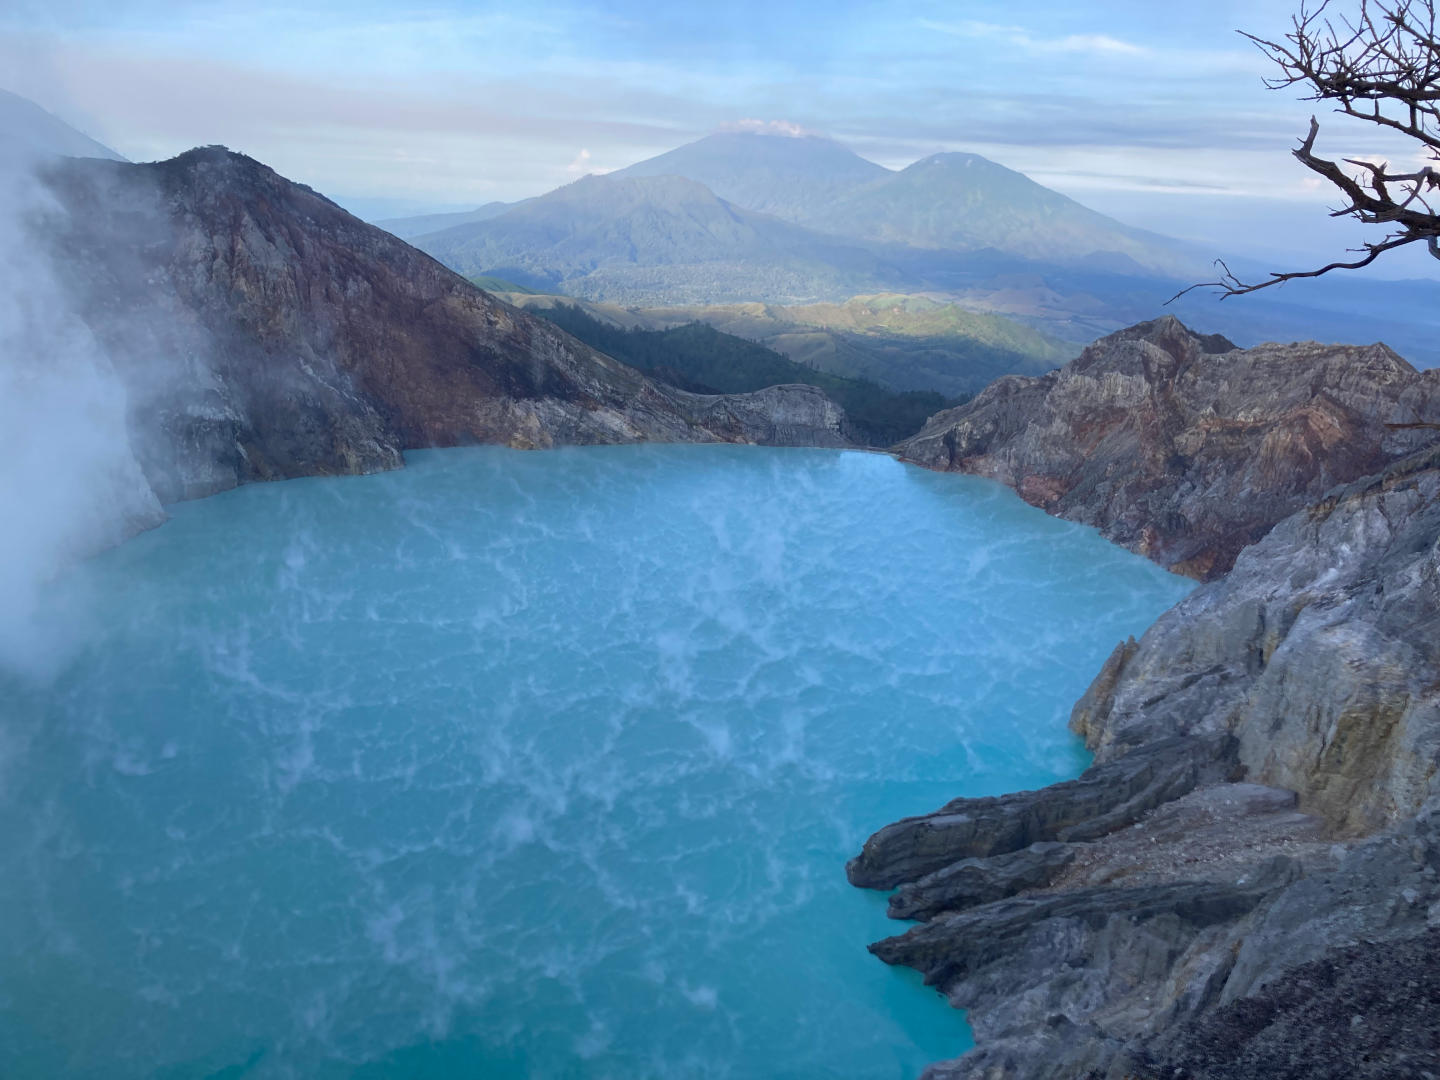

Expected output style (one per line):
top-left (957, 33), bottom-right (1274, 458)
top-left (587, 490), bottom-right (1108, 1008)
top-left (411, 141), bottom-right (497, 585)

top-left (0, 153), bottom-right (164, 675)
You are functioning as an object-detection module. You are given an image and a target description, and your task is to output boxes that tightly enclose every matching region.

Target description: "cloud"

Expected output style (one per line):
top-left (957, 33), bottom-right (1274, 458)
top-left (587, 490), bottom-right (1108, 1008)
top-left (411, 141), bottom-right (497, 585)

top-left (0, 4), bottom-right (1412, 221)
top-left (715, 118), bottom-right (824, 138)
top-left (920, 19), bottom-right (1147, 57)
top-left (1044, 33), bottom-right (1147, 56)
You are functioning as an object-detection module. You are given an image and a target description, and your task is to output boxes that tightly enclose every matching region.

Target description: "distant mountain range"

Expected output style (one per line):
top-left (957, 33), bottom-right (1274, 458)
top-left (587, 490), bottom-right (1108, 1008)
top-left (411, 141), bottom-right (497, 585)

top-left (611, 133), bottom-right (1192, 275)
top-left (803, 152), bottom-right (1188, 273)
top-left (415, 172), bottom-right (911, 304)
top-left (0, 87), bottom-right (126, 162)
top-left (382, 130), bottom-right (1440, 367)
top-left (400, 133), bottom-right (1202, 305)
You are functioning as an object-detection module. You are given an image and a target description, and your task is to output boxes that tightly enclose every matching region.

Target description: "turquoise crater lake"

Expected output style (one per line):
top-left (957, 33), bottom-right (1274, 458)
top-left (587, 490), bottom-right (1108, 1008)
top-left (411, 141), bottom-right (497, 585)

top-left (0, 446), bottom-right (1194, 1080)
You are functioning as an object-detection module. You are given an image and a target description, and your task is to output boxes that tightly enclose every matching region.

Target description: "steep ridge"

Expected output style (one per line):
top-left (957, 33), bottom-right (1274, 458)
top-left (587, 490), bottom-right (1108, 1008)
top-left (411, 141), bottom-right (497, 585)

top-left (40, 147), bottom-right (853, 528)
top-left (0, 86), bottom-right (126, 161)
top-left (897, 316), bottom-right (1440, 580)
top-left (853, 330), bottom-right (1440, 1079)
top-left (375, 200), bottom-right (515, 239)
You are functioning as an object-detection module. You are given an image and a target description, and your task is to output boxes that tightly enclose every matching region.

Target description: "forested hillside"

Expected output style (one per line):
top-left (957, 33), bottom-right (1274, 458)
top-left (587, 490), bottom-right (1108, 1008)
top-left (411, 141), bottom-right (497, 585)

top-left (532, 304), bottom-right (961, 446)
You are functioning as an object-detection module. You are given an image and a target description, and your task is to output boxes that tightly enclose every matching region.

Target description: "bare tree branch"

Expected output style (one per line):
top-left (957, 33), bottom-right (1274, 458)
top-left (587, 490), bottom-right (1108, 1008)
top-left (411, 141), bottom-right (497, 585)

top-left (1171, 0), bottom-right (1440, 299)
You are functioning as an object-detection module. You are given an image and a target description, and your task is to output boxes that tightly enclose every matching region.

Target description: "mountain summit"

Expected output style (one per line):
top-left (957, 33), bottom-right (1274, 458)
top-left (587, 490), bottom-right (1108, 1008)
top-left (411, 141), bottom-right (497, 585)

top-left (610, 131), bottom-right (890, 222)
top-left (606, 133), bottom-right (1196, 276)
top-left (805, 152), bottom-right (1193, 275)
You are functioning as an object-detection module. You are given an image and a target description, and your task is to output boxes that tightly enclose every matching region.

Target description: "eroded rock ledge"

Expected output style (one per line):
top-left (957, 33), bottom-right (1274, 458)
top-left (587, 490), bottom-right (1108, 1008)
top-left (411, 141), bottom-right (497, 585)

top-left (854, 443), bottom-right (1440, 1079)
top-left (896, 316), bottom-right (1440, 580)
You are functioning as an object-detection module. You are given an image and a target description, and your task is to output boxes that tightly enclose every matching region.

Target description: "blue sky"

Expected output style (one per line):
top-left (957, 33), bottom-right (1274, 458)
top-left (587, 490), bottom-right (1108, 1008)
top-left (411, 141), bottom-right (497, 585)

top-left (3, 0), bottom-right (1434, 273)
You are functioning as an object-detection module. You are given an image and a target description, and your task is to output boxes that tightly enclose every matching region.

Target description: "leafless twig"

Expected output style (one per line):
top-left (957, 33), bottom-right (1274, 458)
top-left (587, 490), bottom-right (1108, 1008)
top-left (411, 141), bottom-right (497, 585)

top-left (1171, 0), bottom-right (1440, 299)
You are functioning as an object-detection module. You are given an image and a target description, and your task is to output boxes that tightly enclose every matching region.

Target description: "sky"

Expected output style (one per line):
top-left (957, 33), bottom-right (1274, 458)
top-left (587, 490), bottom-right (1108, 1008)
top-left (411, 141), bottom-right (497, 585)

top-left (3, 0), bottom-right (1436, 275)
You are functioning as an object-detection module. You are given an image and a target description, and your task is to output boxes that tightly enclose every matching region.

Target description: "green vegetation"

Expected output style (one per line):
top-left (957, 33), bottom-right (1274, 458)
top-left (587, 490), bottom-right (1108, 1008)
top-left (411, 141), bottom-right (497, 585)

top-left (634, 294), bottom-right (1077, 397)
top-left (507, 291), bottom-right (1075, 399)
top-left (534, 304), bottom-right (964, 446)
top-left (468, 275), bottom-right (537, 294)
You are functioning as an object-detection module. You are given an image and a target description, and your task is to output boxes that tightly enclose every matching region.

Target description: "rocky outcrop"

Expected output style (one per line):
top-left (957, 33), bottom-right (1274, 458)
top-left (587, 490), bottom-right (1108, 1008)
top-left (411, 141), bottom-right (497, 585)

top-left (40, 147), bottom-right (853, 519)
top-left (851, 442), bottom-right (1440, 1079)
top-left (1074, 445), bottom-right (1440, 835)
top-left (886, 842), bottom-right (1075, 922)
top-left (896, 315), bottom-right (1440, 580)
top-left (846, 733), bottom-right (1238, 890)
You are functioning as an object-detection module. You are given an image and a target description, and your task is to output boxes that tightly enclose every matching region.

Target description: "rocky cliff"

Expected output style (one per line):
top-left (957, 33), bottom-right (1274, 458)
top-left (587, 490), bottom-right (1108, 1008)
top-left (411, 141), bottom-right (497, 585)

top-left (40, 147), bottom-right (852, 524)
top-left (896, 316), bottom-right (1440, 580)
top-left (852, 437), bottom-right (1440, 1077)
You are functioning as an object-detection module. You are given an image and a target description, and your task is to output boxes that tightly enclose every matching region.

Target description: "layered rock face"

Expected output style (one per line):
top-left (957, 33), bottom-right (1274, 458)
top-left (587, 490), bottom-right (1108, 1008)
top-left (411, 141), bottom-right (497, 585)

top-left (40, 147), bottom-right (852, 518)
top-left (896, 315), bottom-right (1440, 580)
top-left (854, 440), bottom-right (1440, 1076)
top-left (1074, 447), bottom-right (1440, 836)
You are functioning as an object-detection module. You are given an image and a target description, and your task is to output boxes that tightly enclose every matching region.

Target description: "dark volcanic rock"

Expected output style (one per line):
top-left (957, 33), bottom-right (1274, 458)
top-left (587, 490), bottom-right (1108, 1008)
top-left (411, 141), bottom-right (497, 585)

top-left (888, 858), bottom-right (1307, 1080)
top-left (846, 733), bottom-right (1237, 890)
top-left (40, 147), bottom-right (852, 517)
top-left (887, 842), bottom-right (1075, 922)
top-left (872, 859), bottom-right (1301, 999)
top-left (896, 315), bottom-right (1439, 580)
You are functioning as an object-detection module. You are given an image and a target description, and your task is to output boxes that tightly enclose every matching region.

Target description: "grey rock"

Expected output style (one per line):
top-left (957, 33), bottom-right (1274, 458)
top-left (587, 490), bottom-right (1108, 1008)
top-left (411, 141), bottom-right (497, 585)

top-left (1048, 783), bottom-right (1332, 893)
top-left (1131, 927), bottom-right (1440, 1080)
top-left (872, 865), bottom-right (1299, 991)
top-left (1073, 446), bottom-right (1440, 836)
top-left (877, 858), bottom-right (1305, 1080)
top-left (888, 842), bottom-right (1076, 922)
top-left (677, 383), bottom-right (850, 447)
top-left (846, 733), bottom-right (1237, 890)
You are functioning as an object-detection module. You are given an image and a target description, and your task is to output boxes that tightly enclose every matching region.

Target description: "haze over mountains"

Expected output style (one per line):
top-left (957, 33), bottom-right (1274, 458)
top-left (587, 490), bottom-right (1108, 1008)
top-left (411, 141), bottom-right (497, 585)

top-left (0, 88), bottom-right (125, 162)
top-left (0, 87), bottom-right (1079, 411)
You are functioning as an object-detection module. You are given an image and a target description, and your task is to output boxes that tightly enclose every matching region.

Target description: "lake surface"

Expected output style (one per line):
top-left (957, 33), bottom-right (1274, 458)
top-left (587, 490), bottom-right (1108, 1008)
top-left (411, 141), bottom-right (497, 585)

top-left (0, 446), bottom-right (1194, 1080)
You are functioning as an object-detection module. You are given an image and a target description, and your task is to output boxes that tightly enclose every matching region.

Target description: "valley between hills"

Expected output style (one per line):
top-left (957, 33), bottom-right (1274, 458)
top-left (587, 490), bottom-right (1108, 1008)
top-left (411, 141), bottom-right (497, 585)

top-left (7, 86), bottom-right (1440, 1080)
